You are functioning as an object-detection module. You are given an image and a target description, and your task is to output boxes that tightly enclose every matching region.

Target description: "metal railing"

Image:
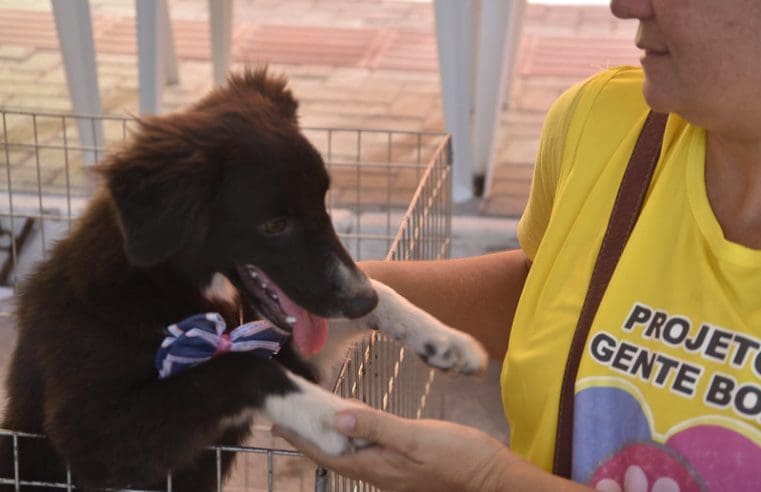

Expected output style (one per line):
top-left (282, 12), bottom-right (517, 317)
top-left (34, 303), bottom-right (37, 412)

top-left (0, 109), bottom-right (453, 491)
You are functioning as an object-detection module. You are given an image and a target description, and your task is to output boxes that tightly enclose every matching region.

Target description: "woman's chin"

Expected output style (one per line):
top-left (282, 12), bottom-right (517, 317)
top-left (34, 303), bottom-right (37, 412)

top-left (641, 78), bottom-right (677, 115)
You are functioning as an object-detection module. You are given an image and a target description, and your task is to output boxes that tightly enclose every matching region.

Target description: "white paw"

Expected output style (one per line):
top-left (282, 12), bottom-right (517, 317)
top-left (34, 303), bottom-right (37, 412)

top-left (264, 373), bottom-right (364, 455)
top-left (414, 328), bottom-right (488, 375)
top-left (367, 280), bottom-right (488, 375)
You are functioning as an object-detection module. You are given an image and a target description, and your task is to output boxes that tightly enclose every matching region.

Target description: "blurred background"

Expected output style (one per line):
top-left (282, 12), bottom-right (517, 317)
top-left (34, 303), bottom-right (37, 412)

top-left (0, 0), bottom-right (638, 220)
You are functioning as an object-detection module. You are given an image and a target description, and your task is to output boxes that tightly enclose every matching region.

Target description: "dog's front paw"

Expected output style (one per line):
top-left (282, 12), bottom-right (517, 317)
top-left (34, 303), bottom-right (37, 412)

top-left (368, 280), bottom-right (488, 375)
top-left (415, 329), bottom-right (488, 375)
top-left (265, 373), bottom-right (367, 455)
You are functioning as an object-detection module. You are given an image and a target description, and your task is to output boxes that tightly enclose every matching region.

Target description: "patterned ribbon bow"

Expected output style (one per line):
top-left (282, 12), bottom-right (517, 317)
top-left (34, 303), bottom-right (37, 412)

top-left (155, 313), bottom-right (289, 379)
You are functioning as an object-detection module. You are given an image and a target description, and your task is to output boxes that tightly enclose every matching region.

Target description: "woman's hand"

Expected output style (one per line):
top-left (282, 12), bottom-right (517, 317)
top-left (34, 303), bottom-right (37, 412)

top-left (274, 407), bottom-right (514, 492)
top-left (276, 407), bottom-right (594, 492)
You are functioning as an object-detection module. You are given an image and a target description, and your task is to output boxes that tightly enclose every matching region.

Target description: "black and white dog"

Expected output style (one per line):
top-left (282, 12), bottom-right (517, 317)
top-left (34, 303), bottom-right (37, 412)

top-left (0, 69), bottom-right (486, 491)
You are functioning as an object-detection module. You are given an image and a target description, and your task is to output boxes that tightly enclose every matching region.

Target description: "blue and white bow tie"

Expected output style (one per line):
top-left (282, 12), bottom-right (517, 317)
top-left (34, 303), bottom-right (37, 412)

top-left (155, 313), bottom-right (289, 379)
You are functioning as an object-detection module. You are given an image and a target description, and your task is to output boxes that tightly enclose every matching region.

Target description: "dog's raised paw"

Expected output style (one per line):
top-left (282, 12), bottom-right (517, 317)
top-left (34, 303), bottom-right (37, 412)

top-left (416, 330), bottom-right (488, 376)
top-left (366, 279), bottom-right (489, 376)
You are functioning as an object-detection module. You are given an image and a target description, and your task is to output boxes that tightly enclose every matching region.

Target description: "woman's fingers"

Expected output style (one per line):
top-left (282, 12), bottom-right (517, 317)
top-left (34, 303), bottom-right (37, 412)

top-left (332, 408), bottom-right (424, 459)
top-left (273, 424), bottom-right (409, 486)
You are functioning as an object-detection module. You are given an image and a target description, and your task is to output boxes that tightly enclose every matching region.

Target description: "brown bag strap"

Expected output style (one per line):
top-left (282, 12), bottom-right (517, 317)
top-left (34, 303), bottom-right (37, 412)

top-left (552, 111), bottom-right (669, 478)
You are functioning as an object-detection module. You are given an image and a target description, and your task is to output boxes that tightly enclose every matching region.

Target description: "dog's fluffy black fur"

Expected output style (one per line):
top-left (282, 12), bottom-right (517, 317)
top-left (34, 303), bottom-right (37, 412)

top-left (0, 69), bottom-right (378, 490)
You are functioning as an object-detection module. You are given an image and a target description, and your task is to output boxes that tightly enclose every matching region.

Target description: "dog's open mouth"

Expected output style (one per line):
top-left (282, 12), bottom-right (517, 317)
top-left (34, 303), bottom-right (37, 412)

top-left (233, 262), bottom-right (328, 357)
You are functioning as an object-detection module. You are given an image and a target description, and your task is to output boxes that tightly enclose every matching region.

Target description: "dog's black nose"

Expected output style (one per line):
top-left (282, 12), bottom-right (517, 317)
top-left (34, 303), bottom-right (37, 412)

top-left (343, 287), bottom-right (378, 319)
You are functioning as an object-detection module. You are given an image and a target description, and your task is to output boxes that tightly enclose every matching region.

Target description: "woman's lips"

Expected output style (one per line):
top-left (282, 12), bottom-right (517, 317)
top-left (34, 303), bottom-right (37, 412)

top-left (639, 48), bottom-right (669, 66)
top-left (637, 43), bottom-right (669, 57)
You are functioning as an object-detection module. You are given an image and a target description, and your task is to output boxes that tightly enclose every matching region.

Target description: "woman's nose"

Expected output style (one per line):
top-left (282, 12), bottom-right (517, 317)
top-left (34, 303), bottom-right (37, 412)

top-left (610, 0), bottom-right (654, 20)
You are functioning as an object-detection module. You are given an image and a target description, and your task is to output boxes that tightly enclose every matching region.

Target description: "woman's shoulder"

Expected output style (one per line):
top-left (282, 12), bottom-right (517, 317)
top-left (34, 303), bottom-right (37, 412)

top-left (545, 66), bottom-right (651, 183)
top-left (518, 67), bottom-right (649, 260)
top-left (546, 66), bottom-right (648, 141)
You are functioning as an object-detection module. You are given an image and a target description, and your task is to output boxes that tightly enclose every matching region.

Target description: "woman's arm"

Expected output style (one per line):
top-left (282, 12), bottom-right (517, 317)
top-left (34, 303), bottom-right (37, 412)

top-left (275, 407), bottom-right (591, 492)
top-left (361, 249), bottom-right (530, 359)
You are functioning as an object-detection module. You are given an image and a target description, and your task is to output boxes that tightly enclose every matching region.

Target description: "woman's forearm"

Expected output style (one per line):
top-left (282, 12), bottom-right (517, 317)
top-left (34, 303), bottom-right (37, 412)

top-left (488, 453), bottom-right (593, 492)
top-left (360, 249), bottom-right (530, 359)
top-left (276, 406), bottom-right (593, 492)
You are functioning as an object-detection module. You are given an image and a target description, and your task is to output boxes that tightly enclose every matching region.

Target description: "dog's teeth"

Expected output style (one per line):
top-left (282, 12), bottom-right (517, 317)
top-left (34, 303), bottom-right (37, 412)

top-left (248, 271), bottom-right (258, 278)
top-left (264, 286), bottom-right (278, 300)
top-left (286, 316), bottom-right (297, 325)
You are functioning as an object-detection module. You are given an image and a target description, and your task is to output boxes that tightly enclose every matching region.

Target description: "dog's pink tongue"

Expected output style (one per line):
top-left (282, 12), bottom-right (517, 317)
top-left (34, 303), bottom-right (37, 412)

top-left (279, 296), bottom-right (328, 357)
top-left (294, 314), bottom-right (328, 357)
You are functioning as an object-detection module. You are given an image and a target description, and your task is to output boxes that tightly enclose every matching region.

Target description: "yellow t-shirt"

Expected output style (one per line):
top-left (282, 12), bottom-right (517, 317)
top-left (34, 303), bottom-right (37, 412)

top-left (501, 66), bottom-right (761, 490)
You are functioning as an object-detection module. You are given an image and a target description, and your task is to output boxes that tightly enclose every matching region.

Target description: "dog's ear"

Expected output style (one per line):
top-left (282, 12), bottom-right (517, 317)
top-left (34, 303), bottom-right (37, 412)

top-left (98, 116), bottom-right (219, 268)
top-left (226, 68), bottom-right (299, 122)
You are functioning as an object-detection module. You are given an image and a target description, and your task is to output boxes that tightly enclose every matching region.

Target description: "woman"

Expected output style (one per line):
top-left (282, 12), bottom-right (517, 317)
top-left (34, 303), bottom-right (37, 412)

top-left (277, 0), bottom-right (761, 490)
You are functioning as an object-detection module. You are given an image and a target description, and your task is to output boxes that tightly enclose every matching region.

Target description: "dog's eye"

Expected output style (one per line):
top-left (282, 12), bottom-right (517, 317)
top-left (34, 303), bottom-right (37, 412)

top-left (259, 217), bottom-right (289, 236)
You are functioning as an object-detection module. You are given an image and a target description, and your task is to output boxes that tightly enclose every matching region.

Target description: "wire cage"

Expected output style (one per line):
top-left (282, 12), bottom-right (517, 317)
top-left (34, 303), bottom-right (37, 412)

top-left (0, 108), bottom-right (453, 491)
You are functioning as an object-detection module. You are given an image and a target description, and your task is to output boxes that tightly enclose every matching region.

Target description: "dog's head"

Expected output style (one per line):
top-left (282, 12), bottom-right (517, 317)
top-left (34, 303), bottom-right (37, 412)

top-left (99, 68), bottom-right (377, 353)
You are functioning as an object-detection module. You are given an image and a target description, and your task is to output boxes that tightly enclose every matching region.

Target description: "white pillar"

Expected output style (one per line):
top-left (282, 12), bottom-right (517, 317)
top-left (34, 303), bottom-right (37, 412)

top-left (434, 0), bottom-right (476, 203)
top-left (209, 0), bottom-right (234, 86)
top-left (50, 0), bottom-right (104, 165)
top-left (136, 0), bottom-right (165, 114)
top-left (160, 0), bottom-right (179, 85)
top-left (435, 0), bottom-right (525, 200)
top-left (483, 0), bottom-right (525, 195)
top-left (473, 0), bottom-right (524, 196)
